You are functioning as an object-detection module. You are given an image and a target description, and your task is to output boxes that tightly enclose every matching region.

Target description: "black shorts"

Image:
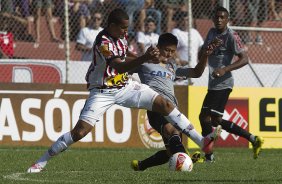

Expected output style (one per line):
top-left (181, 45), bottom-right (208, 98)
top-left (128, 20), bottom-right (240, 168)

top-left (147, 111), bottom-right (169, 144)
top-left (201, 89), bottom-right (232, 117)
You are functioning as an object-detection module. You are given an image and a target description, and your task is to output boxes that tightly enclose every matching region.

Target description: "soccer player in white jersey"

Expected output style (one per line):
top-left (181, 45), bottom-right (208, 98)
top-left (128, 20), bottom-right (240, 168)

top-left (199, 6), bottom-right (264, 162)
top-left (27, 8), bottom-right (220, 173)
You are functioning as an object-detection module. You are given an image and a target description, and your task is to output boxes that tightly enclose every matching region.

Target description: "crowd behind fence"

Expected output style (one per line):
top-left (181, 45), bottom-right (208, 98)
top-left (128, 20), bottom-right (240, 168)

top-left (0, 0), bottom-right (282, 86)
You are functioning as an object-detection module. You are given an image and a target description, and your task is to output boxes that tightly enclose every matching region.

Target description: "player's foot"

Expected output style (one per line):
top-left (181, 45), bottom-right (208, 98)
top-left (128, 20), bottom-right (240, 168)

top-left (252, 136), bottom-right (264, 159)
top-left (204, 153), bottom-right (216, 163)
top-left (191, 151), bottom-right (205, 163)
top-left (131, 160), bottom-right (142, 171)
top-left (27, 163), bottom-right (44, 173)
top-left (202, 125), bottom-right (222, 154)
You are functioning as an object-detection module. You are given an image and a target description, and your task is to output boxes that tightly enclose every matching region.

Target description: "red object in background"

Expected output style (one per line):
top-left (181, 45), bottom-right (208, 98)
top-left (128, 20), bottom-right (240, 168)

top-left (216, 99), bottom-right (250, 147)
top-left (0, 32), bottom-right (14, 58)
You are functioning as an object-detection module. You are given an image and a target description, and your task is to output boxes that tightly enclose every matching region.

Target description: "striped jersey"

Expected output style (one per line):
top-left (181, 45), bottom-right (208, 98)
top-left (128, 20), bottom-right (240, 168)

top-left (85, 29), bottom-right (129, 89)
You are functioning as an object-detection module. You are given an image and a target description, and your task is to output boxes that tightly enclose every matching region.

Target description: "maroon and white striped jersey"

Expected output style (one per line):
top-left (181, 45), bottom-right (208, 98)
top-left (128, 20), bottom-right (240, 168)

top-left (85, 30), bottom-right (129, 89)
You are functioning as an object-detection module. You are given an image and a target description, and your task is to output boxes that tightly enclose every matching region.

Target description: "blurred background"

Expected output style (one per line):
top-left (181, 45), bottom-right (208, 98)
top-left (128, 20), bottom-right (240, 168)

top-left (0, 0), bottom-right (281, 87)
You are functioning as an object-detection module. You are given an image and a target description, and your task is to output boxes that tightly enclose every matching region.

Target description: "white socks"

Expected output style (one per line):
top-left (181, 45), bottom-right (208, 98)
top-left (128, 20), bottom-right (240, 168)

top-left (164, 108), bottom-right (204, 148)
top-left (36, 132), bottom-right (74, 168)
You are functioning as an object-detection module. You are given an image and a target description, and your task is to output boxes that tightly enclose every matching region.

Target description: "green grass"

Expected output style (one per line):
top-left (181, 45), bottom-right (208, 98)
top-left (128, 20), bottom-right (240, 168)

top-left (0, 147), bottom-right (281, 184)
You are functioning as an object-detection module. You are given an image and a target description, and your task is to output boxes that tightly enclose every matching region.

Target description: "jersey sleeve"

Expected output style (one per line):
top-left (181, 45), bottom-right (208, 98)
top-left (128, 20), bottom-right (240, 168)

top-left (97, 35), bottom-right (119, 61)
top-left (230, 31), bottom-right (245, 55)
top-left (175, 67), bottom-right (189, 78)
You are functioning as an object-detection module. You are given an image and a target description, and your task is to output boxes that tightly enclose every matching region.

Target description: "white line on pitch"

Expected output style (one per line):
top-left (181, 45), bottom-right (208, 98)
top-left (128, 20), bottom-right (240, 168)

top-left (3, 172), bottom-right (86, 183)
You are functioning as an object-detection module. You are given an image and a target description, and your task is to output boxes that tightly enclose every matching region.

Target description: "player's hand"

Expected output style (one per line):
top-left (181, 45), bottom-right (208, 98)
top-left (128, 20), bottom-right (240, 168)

top-left (204, 37), bottom-right (223, 55)
top-left (144, 46), bottom-right (160, 63)
top-left (212, 68), bottom-right (226, 78)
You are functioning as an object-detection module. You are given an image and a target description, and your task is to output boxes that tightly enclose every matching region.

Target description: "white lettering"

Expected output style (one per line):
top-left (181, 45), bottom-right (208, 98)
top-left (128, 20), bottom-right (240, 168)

top-left (106, 105), bottom-right (131, 143)
top-left (21, 98), bottom-right (43, 141)
top-left (45, 99), bottom-right (70, 141)
top-left (0, 98), bottom-right (20, 141)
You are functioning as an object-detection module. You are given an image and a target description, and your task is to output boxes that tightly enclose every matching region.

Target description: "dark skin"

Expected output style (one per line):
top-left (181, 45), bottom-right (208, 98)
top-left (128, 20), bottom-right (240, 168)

top-left (70, 19), bottom-right (172, 142)
top-left (210, 11), bottom-right (248, 79)
top-left (201, 11), bottom-right (249, 125)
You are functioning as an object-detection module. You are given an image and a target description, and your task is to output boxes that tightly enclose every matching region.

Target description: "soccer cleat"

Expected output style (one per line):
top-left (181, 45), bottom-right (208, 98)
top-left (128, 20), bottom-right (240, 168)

top-left (204, 153), bottom-right (216, 163)
top-left (131, 160), bottom-right (141, 171)
top-left (202, 125), bottom-right (222, 154)
top-left (27, 163), bottom-right (44, 173)
top-left (252, 136), bottom-right (264, 159)
top-left (191, 151), bottom-right (205, 163)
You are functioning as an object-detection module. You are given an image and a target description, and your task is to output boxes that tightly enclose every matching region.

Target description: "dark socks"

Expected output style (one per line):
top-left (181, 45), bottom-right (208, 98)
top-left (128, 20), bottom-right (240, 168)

top-left (200, 120), bottom-right (213, 137)
top-left (168, 134), bottom-right (186, 154)
top-left (220, 120), bottom-right (252, 142)
top-left (139, 135), bottom-right (186, 170)
top-left (139, 150), bottom-right (169, 171)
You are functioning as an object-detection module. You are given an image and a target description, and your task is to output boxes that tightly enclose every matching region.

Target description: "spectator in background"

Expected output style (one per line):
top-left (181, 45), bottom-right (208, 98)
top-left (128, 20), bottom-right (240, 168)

top-left (113, 0), bottom-right (145, 35)
top-left (128, 32), bottom-right (138, 55)
top-left (172, 11), bottom-right (204, 85)
top-left (244, 0), bottom-right (268, 45)
top-left (56, 0), bottom-right (91, 41)
top-left (136, 18), bottom-right (159, 54)
top-left (0, 14), bottom-right (14, 59)
top-left (32, 0), bottom-right (60, 43)
top-left (136, 0), bottom-right (162, 34)
top-left (0, 0), bottom-right (33, 42)
top-left (76, 11), bottom-right (103, 61)
top-left (269, 0), bottom-right (282, 20)
top-left (162, 0), bottom-right (187, 32)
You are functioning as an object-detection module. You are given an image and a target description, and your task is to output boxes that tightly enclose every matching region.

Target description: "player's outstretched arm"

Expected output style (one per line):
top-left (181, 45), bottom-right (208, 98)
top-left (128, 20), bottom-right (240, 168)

top-left (176, 37), bottom-right (223, 78)
top-left (109, 46), bottom-right (159, 73)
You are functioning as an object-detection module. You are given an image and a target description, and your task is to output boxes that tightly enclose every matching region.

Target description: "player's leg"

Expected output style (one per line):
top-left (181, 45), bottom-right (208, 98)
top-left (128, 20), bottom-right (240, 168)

top-left (118, 81), bottom-right (220, 154)
top-left (27, 91), bottom-right (114, 173)
top-left (132, 113), bottom-right (185, 171)
top-left (199, 89), bottom-right (229, 162)
top-left (27, 120), bottom-right (93, 173)
top-left (152, 94), bottom-right (221, 152)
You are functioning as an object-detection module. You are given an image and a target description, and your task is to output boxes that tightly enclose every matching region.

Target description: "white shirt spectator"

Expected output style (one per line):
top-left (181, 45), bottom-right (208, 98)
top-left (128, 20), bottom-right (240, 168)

top-left (172, 28), bottom-right (204, 67)
top-left (76, 26), bottom-right (103, 61)
top-left (136, 31), bottom-right (159, 53)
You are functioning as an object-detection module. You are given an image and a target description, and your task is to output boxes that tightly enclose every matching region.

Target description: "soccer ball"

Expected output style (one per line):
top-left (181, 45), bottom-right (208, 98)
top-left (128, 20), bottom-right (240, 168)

top-left (168, 152), bottom-right (193, 172)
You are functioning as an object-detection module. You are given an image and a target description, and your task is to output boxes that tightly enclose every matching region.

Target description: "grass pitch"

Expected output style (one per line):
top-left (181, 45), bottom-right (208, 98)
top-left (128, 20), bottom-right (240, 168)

top-left (0, 147), bottom-right (281, 184)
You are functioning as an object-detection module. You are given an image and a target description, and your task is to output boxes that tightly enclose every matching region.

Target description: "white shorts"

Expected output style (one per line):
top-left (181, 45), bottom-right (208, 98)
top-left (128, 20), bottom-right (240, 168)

top-left (79, 81), bottom-right (159, 126)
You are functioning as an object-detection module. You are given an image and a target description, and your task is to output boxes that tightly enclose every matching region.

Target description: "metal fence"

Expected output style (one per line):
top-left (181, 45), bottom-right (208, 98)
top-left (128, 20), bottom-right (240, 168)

top-left (0, 0), bottom-right (281, 86)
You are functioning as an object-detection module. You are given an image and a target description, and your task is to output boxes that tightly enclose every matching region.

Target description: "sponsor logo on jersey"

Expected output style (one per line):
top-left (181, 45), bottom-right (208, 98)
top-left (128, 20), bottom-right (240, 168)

top-left (104, 73), bottom-right (128, 87)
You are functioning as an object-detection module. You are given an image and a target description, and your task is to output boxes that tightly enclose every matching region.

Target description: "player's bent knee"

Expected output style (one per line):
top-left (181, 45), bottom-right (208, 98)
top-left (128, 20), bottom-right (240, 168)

top-left (152, 95), bottom-right (174, 115)
top-left (199, 109), bottom-right (210, 122)
top-left (211, 116), bottom-right (222, 126)
top-left (162, 123), bottom-right (181, 139)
